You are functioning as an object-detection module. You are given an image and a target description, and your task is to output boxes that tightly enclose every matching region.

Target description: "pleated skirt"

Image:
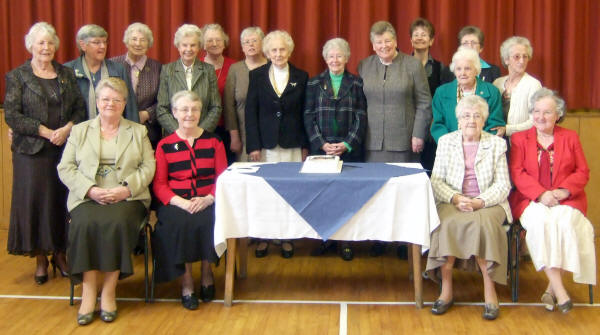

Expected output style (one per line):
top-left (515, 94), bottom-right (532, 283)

top-left (426, 203), bottom-right (508, 285)
top-left (520, 202), bottom-right (596, 284)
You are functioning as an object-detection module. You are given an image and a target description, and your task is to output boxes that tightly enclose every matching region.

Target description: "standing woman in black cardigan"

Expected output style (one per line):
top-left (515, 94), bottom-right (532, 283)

top-left (245, 30), bottom-right (309, 258)
top-left (4, 22), bottom-right (85, 284)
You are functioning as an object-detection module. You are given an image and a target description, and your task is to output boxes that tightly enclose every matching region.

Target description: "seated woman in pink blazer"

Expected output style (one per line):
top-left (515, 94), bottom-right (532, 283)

top-left (509, 88), bottom-right (595, 314)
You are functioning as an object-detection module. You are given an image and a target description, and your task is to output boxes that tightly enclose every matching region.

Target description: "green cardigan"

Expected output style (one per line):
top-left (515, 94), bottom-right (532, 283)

top-left (431, 78), bottom-right (504, 143)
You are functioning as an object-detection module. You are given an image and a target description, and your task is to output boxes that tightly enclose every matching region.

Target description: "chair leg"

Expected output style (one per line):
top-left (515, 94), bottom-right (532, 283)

top-left (589, 284), bottom-right (594, 304)
top-left (144, 224), bottom-right (150, 303)
top-left (514, 226), bottom-right (521, 302)
top-left (151, 254), bottom-right (156, 302)
top-left (70, 277), bottom-right (74, 306)
top-left (507, 225), bottom-right (516, 302)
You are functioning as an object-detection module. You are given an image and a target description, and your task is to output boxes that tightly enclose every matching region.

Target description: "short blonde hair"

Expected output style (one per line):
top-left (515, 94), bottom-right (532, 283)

top-left (449, 47), bottom-right (482, 76)
top-left (370, 21), bottom-right (396, 43)
top-left (322, 38), bottom-right (351, 61)
top-left (123, 22), bottom-right (154, 48)
top-left (240, 26), bottom-right (264, 44)
top-left (95, 77), bottom-right (128, 100)
top-left (499, 36), bottom-right (533, 68)
top-left (25, 22), bottom-right (60, 52)
top-left (262, 30), bottom-right (294, 56)
top-left (202, 23), bottom-right (229, 48)
top-left (171, 90), bottom-right (203, 110)
top-left (174, 24), bottom-right (202, 49)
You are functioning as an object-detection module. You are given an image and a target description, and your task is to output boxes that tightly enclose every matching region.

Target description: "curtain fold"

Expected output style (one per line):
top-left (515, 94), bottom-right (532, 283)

top-left (1, 0), bottom-right (598, 109)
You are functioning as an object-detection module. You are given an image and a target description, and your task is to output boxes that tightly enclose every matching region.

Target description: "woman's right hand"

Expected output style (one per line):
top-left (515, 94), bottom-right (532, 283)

top-left (87, 186), bottom-right (110, 205)
top-left (249, 150), bottom-right (261, 162)
top-left (538, 190), bottom-right (559, 207)
top-left (451, 194), bottom-right (474, 212)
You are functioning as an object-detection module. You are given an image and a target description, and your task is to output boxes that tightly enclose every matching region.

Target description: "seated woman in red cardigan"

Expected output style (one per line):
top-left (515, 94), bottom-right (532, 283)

top-left (509, 88), bottom-right (595, 314)
top-left (152, 90), bottom-right (227, 310)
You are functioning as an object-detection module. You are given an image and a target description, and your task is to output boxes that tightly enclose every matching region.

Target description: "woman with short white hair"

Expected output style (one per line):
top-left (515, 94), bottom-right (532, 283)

top-left (110, 22), bottom-right (162, 147)
top-left (223, 26), bottom-right (267, 161)
top-left (156, 24), bottom-right (221, 135)
top-left (245, 30), bottom-right (309, 258)
top-left (5, 22), bottom-right (85, 285)
top-left (431, 47), bottom-right (505, 143)
top-left (493, 36), bottom-right (542, 137)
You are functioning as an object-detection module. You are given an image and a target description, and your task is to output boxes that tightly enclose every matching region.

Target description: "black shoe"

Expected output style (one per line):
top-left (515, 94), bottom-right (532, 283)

top-left (340, 247), bottom-right (354, 261)
top-left (396, 244), bottom-right (408, 260)
top-left (50, 257), bottom-right (69, 278)
top-left (482, 303), bottom-right (499, 320)
top-left (281, 242), bottom-right (294, 258)
top-left (431, 299), bottom-right (454, 315)
top-left (201, 285), bottom-right (215, 303)
top-left (77, 312), bottom-right (94, 326)
top-left (311, 241), bottom-right (336, 256)
top-left (99, 309), bottom-right (118, 322)
top-left (34, 274), bottom-right (48, 285)
top-left (557, 299), bottom-right (573, 313)
top-left (255, 242), bottom-right (269, 258)
top-left (181, 293), bottom-right (199, 310)
top-left (369, 242), bottom-right (385, 257)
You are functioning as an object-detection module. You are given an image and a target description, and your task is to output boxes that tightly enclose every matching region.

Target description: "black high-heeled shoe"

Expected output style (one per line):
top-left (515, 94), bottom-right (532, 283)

top-left (34, 257), bottom-right (49, 285)
top-left (50, 257), bottom-right (68, 278)
top-left (200, 284), bottom-right (215, 302)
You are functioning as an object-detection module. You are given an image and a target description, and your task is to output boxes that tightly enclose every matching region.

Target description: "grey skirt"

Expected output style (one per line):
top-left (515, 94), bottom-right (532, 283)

top-left (67, 200), bottom-right (146, 284)
top-left (426, 203), bottom-right (508, 285)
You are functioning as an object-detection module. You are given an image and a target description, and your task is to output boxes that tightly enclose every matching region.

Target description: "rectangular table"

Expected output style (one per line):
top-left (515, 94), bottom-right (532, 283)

top-left (214, 162), bottom-right (440, 308)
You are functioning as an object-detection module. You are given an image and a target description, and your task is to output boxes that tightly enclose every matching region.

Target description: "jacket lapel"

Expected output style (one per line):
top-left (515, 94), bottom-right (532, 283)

top-left (191, 61), bottom-right (203, 89)
top-left (19, 60), bottom-right (46, 99)
top-left (115, 118), bottom-right (133, 163)
top-left (88, 117), bottom-right (102, 158)
top-left (450, 131), bottom-right (465, 186)
top-left (474, 132), bottom-right (492, 166)
top-left (335, 72), bottom-right (352, 99)
top-left (281, 64), bottom-right (300, 97)
top-left (525, 127), bottom-right (540, 181)
top-left (551, 126), bottom-right (563, 185)
top-left (174, 61), bottom-right (189, 90)
top-left (318, 71), bottom-right (335, 98)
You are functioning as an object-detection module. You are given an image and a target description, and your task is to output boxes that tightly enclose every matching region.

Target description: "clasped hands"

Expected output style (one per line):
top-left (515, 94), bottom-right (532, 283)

top-left (87, 186), bottom-right (131, 205)
top-left (538, 189), bottom-right (570, 207)
top-left (321, 142), bottom-right (347, 156)
top-left (451, 194), bottom-right (485, 212)
top-left (171, 195), bottom-right (214, 214)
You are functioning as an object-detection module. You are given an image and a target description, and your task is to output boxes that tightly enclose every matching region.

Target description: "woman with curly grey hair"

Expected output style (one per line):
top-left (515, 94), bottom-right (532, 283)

top-left (4, 22), bottom-right (85, 285)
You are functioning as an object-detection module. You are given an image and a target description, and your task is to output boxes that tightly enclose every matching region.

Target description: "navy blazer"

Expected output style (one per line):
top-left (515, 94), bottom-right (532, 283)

top-left (245, 63), bottom-right (309, 153)
top-left (64, 56), bottom-right (139, 122)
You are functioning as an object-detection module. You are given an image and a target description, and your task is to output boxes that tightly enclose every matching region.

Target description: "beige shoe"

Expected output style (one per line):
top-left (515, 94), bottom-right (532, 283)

top-left (541, 291), bottom-right (557, 311)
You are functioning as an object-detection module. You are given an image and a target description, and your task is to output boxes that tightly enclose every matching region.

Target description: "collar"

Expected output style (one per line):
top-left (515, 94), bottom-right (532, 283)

top-left (126, 54), bottom-right (147, 70)
top-left (181, 59), bottom-right (195, 72)
top-left (480, 58), bottom-right (491, 69)
top-left (272, 63), bottom-right (289, 75)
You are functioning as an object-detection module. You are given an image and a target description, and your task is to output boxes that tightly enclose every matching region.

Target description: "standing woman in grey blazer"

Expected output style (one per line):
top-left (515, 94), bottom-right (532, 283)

top-left (358, 21), bottom-right (432, 163)
top-left (156, 24), bottom-right (221, 135)
top-left (4, 22), bottom-right (85, 285)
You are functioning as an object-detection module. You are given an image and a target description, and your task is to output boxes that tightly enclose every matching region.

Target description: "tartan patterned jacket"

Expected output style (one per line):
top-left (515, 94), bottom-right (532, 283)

top-left (431, 130), bottom-right (512, 222)
top-left (303, 70), bottom-right (367, 153)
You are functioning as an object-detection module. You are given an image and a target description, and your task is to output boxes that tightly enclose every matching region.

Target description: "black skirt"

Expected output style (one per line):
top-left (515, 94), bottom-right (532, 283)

top-left (152, 204), bottom-right (218, 283)
top-left (8, 142), bottom-right (68, 256)
top-left (67, 200), bottom-right (146, 284)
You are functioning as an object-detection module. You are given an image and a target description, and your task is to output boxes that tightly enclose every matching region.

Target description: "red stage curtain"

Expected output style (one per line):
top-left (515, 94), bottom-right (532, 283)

top-left (1, 0), bottom-right (598, 109)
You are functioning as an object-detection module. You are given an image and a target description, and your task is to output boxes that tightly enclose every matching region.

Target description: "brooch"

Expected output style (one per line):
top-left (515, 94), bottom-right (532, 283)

top-left (290, 82), bottom-right (297, 87)
top-left (174, 143), bottom-right (179, 150)
top-left (74, 69), bottom-right (84, 78)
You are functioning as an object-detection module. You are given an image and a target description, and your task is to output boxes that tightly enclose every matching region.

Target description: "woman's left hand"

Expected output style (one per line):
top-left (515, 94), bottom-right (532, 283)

top-left (491, 126), bottom-right (506, 137)
top-left (411, 137), bottom-right (424, 153)
top-left (103, 186), bottom-right (132, 204)
top-left (50, 123), bottom-right (73, 146)
top-left (189, 195), bottom-right (214, 213)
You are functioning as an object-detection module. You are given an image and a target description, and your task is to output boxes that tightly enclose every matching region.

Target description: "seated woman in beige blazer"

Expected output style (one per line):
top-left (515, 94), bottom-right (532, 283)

top-left (426, 95), bottom-right (511, 320)
top-left (58, 78), bottom-right (155, 326)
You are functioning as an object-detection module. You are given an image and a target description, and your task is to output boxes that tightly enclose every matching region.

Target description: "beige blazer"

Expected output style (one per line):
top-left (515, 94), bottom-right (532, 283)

top-left (58, 117), bottom-right (156, 211)
top-left (431, 130), bottom-right (512, 222)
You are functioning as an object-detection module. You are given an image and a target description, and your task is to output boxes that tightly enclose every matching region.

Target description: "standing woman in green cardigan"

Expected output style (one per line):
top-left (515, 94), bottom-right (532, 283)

top-left (431, 47), bottom-right (505, 143)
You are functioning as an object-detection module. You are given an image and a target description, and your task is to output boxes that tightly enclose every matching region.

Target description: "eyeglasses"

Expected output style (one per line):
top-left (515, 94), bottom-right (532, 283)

top-left (510, 54), bottom-right (529, 61)
top-left (99, 97), bottom-right (124, 105)
top-left (130, 37), bottom-right (148, 44)
top-left (461, 41), bottom-right (480, 47)
top-left (175, 107), bottom-right (201, 113)
top-left (87, 39), bottom-right (108, 46)
top-left (242, 39), bottom-right (259, 45)
top-left (460, 113), bottom-right (483, 120)
top-left (206, 38), bottom-right (223, 45)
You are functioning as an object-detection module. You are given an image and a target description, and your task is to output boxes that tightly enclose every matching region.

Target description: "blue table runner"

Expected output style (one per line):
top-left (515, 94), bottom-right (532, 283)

top-left (250, 162), bottom-right (425, 240)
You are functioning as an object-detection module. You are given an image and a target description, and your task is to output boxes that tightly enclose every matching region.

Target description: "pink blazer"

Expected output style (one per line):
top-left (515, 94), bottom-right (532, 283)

top-left (509, 126), bottom-right (589, 218)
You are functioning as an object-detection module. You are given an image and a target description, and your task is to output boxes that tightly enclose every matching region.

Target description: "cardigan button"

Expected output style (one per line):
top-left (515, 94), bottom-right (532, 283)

top-left (276, 111), bottom-right (282, 118)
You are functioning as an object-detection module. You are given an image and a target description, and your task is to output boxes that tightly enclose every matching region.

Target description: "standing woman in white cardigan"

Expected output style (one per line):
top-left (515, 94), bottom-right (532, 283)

top-left (493, 36), bottom-right (541, 137)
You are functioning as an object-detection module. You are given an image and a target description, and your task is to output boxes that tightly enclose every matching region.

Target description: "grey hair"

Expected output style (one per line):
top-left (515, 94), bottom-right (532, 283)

top-left (370, 21), bottom-right (397, 43)
top-left (202, 23), bottom-right (230, 47)
top-left (95, 77), bottom-right (128, 100)
top-left (240, 26), bottom-right (264, 44)
top-left (171, 90), bottom-right (203, 110)
top-left (25, 22), bottom-right (60, 53)
top-left (123, 22), bottom-right (154, 48)
top-left (174, 24), bottom-right (202, 48)
top-left (449, 46), bottom-right (482, 76)
top-left (76, 24), bottom-right (108, 53)
top-left (322, 38), bottom-right (351, 61)
top-left (458, 25), bottom-right (485, 48)
top-left (455, 95), bottom-right (489, 123)
top-left (262, 30), bottom-right (295, 56)
top-left (529, 87), bottom-right (566, 121)
top-left (499, 36), bottom-right (533, 68)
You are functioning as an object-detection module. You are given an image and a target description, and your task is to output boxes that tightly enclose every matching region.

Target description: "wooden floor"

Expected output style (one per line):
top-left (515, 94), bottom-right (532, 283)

top-left (0, 231), bottom-right (598, 334)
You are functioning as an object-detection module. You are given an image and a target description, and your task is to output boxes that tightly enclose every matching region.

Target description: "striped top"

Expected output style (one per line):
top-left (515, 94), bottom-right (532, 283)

top-left (153, 131), bottom-right (227, 205)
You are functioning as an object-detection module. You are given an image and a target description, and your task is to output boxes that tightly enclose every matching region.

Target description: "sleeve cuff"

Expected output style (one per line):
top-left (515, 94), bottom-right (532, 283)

top-left (343, 141), bottom-right (352, 153)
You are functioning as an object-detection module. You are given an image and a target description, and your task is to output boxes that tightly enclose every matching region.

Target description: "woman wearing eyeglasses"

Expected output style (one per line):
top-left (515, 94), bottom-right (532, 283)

top-left (493, 36), bottom-right (542, 137)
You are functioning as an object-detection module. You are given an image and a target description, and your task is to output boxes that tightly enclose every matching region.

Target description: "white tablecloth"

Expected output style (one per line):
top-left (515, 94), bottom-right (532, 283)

top-left (214, 163), bottom-right (440, 256)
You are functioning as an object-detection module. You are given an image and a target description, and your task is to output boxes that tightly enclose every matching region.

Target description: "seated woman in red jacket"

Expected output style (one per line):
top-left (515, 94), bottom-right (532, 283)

top-left (152, 90), bottom-right (227, 310)
top-left (509, 88), bottom-right (595, 314)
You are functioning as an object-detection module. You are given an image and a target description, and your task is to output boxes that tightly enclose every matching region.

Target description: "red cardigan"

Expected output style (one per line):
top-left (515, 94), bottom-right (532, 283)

top-left (509, 126), bottom-right (589, 219)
